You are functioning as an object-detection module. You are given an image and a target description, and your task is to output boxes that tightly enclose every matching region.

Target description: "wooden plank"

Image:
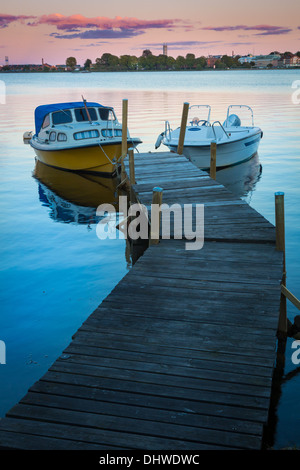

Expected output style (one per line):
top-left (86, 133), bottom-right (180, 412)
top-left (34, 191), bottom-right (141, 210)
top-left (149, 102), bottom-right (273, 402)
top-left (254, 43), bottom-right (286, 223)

top-left (0, 428), bottom-right (106, 450)
top-left (38, 369), bottom-right (271, 414)
top-left (70, 330), bottom-right (276, 368)
top-left (20, 391), bottom-right (263, 438)
top-left (6, 403), bottom-right (260, 449)
top-left (64, 343), bottom-right (274, 378)
top-left (30, 379), bottom-right (269, 424)
top-left (56, 354), bottom-right (272, 391)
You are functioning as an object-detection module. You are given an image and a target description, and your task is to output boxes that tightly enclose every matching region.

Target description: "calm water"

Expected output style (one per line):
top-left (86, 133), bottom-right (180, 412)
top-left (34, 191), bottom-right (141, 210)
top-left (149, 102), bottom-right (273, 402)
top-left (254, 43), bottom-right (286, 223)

top-left (0, 70), bottom-right (299, 449)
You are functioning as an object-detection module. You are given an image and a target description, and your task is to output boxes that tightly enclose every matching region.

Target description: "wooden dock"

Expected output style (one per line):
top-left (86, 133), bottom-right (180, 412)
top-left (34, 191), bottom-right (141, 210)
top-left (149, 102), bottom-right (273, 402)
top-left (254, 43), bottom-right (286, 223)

top-left (0, 151), bottom-right (283, 450)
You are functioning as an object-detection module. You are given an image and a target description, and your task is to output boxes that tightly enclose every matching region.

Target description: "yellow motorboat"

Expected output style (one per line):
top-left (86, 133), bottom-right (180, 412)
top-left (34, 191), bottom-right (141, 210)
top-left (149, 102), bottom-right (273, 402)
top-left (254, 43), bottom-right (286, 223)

top-left (29, 100), bottom-right (142, 176)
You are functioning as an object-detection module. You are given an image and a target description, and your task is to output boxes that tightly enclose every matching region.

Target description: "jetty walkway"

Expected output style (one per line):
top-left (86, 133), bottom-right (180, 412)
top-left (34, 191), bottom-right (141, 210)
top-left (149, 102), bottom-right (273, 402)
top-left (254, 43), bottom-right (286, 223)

top-left (0, 151), bottom-right (283, 450)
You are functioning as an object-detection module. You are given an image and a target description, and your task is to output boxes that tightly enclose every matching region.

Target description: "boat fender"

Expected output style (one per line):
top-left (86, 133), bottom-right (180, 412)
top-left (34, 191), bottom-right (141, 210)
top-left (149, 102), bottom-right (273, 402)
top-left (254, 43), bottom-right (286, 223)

top-left (261, 131), bottom-right (263, 139)
top-left (155, 132), bottom-right (164, 149)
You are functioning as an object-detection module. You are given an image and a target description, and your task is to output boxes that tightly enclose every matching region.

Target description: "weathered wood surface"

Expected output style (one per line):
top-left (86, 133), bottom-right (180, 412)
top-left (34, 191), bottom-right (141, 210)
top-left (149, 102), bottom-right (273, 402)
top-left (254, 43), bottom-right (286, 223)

top-left (0, 151), bottom-right (283, 450)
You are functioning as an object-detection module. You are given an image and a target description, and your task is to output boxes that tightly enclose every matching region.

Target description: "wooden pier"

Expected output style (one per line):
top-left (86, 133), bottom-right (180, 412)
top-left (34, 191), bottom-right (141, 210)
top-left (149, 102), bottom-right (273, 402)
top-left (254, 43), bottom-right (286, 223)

top-left (0, 151), bottom-right (284, 450)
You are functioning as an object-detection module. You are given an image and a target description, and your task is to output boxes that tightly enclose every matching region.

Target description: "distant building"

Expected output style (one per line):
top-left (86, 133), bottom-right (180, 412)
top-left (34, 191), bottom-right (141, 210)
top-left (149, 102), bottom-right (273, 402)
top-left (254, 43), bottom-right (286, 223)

top-left (239, 54), bottom-right (281, 68)
top-left (206, 56), bottom-right (216, 67)
top-left (238, 55), bottom-right (253, 64)
top-left (163, 43), bottom-right (168, 56)
top-left (253, 54), bottom-right (281, 68)
top-left (206, 55), bottom-right (222, 67)
top-left (279, 54), bottom-right (300, 67)
top-left (56, 64), bottom-right (67, 71)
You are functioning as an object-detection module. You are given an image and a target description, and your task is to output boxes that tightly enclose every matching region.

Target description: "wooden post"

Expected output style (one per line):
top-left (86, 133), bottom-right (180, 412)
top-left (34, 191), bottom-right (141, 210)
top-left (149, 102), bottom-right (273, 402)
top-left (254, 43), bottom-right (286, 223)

top-left (149, 187), bottom-right (163, 245)
top-left (128, 148), bottom-right (135, 185)
top-left (177, 102), bottom-right (189, 155)
top-left (275, 192), bottom-right (285, 262)
top-left (120, 99), bottom-right (128, 182)
top-left (275, 191), bottom-right (287, 336)
top-left (121, 99), bottom-right (128, 158)
top-left (210, 141), bottom-right (217, 180)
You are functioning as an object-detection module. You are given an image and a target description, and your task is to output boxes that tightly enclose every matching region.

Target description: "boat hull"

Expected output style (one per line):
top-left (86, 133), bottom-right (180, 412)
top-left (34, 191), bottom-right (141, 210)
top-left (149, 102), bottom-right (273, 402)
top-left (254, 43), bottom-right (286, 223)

top-left (165, 132), bottom-right (262, 170)
top-left (30, 140), bottom-right (139, 175)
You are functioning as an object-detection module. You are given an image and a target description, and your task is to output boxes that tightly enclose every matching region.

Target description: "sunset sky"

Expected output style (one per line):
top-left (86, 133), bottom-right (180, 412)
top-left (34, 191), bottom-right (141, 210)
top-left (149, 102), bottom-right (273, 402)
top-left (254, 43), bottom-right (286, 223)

top-left (1, 0), bottom-right (299, 65)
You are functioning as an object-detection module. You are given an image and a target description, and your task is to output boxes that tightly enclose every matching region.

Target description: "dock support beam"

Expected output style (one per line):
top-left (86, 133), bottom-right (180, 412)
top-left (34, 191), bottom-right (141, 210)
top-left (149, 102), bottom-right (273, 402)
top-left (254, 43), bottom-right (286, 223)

top-left (149, 187), bottom-right (163, 246)
top-left (210, 141), bottom-right (217, 180)
top-left (128, 148), bottom-right (135, 185)
top-left (122, 99), bottom-right (128, 158)
top-left (177, 102), bottom-right (189, 155)
top-left (120, 99), bottom-right (128, 182)
top-left (275, 191), bottom-right (287, 336)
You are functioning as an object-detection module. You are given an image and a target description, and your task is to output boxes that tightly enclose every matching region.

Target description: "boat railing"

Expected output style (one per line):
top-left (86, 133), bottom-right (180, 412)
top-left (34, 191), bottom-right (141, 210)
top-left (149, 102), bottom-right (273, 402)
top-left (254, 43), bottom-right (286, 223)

top-left (211, 121), bottom-right (230, 140)
top-left (189, 105), bottom-right (211, 124)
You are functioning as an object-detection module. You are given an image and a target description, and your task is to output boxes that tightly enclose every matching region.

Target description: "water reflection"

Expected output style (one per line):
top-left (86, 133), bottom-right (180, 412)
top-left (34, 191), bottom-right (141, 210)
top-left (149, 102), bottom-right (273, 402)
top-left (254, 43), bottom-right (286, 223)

top-left (33, 160), bottom-right (124, 225)
top-left (215, 153), bottom-right (262, 198)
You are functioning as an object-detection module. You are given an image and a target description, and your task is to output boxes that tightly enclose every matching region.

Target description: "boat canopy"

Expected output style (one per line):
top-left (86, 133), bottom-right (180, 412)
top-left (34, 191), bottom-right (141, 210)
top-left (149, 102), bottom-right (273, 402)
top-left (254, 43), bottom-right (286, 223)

top-left (34, 102), bottom-right (105, 134)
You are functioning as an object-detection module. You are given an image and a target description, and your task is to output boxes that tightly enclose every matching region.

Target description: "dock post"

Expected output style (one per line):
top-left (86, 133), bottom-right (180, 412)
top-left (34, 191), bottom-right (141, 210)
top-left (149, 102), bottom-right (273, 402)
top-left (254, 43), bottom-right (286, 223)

top-left (149, 187), bottom-right (163, 246)
top-left (210, 141), bottom-right (217, 180)
top-left (128, 148), bottom-right (135, 185)
top-left (120, 99), bottom-right (128, 181)
top-left (177, 102), bottom-right (189, 155)
top-left (275, 191), bottom-right (287, 336)
top-left (122, 99), bottom-right (128, 158)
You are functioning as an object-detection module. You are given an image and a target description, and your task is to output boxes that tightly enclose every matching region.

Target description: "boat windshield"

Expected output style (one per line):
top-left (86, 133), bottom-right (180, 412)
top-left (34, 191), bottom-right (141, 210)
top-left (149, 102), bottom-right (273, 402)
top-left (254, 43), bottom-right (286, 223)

top-left (99, 108), bottom-right (116, 121)
top-left (52, 110), bottom-right (73, 125)
top-left (42, 114), bottom-right (50, 129)
top-left (75, 107), bottom-right (98, 122)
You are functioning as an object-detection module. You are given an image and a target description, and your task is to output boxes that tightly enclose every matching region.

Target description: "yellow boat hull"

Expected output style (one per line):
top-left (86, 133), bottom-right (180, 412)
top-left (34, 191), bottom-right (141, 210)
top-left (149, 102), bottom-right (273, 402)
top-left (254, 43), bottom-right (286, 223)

top-left (32, 142), bottom-right (124, 175)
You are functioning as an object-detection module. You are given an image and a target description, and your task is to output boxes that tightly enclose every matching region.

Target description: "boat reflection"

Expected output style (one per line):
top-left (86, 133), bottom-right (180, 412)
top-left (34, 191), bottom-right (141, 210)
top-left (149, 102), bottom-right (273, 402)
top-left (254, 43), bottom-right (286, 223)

top-left (214, 153), bottom-right (262, 198)
top-left (33, 160), bottom-right (125, 225)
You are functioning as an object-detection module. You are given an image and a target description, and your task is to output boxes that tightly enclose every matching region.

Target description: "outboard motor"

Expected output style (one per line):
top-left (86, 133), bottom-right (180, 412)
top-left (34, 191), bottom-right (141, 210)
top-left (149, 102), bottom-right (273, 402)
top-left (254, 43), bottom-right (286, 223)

top-left (223, 114), bottom-right (241, 127)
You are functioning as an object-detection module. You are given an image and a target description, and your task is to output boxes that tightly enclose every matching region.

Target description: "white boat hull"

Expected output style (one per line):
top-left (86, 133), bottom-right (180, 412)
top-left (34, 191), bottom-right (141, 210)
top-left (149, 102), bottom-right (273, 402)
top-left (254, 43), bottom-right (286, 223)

top-left (165, 131), bottom-right (262, 170)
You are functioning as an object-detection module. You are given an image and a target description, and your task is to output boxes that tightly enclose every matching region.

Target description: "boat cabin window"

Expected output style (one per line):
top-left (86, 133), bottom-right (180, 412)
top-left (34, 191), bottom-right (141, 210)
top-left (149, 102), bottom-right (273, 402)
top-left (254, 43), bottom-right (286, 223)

top-left (101, 129), bottom-right (122, 137)
top-left (75, 107), bottom-right (98, 122)
top-left (57, 132), bottom-right (67, 141)
top-left (99, 108), bottom-right (116, 121)
top-left (52, 110), bottom-right (72, 125)
top-left (49, 131), bottom-right (56, 141)
top-left (42, 114), bottom-right (50, 129)
top-left (74, 129), bottom-right (100, 140)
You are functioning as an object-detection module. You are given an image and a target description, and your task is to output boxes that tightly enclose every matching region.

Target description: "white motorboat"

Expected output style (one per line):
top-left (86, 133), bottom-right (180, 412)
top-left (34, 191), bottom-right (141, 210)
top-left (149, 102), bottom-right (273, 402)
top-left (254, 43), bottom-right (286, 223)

top-left (156, 105), bottom-right (263, 170)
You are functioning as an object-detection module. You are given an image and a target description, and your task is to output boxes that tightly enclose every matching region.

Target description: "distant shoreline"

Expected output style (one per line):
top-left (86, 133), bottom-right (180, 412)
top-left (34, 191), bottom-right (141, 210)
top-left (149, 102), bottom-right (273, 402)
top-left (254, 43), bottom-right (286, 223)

top-left (0, 68), bottom-right (299, 73)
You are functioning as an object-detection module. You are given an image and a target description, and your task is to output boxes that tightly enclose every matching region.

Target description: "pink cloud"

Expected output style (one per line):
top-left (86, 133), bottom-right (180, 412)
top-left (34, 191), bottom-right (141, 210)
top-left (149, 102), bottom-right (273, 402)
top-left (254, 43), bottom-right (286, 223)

top-left (0, 14), bottom-right (36, 28)
top-left (29, 14), bottom-right (181, 31)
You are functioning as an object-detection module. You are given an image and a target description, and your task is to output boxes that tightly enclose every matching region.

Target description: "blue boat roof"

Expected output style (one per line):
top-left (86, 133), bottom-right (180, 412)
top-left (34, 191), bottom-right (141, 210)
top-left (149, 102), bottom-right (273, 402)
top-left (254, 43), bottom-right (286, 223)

top-left (34, 101), bottom-right (105, 134)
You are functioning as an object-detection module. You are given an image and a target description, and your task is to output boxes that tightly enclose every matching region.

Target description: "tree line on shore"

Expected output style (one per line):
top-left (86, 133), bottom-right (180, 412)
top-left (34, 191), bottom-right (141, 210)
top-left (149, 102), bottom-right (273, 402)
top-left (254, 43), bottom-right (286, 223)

top-left (2, 49), bottom-right (299, 73)
top-left (66, 50), bottom-right (249, 71)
